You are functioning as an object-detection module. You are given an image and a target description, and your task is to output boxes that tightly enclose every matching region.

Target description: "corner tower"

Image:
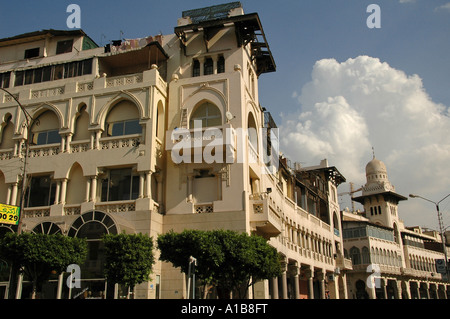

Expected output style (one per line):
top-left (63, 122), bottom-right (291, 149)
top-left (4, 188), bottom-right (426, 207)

top-left (353, 156), bottom-right (407, 229)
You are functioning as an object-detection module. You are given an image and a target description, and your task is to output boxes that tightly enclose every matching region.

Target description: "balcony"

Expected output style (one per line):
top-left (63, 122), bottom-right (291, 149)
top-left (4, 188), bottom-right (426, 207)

top-left (249, 196), bottom-right (282, 238)
top-left (165, 124), bottom-right (237, 163)
top-left (335, 254), bottom-right (353, 271)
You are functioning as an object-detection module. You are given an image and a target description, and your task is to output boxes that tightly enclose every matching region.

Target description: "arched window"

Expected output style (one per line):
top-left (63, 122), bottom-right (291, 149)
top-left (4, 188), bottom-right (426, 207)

top-left (156, 101), bottom-right (164, 139)
top-left (68, 211), bottom-right (117, 286)
top-left (217, 56), bottom-right (225, 74)
top-left (350, 247), bottom-right (361, 265)
top-left (247, 113), bottom-right (258, 151)
top-left (189, 102), bottom-right (221, 128)
top-left (73, 104), bottom-right (90, 141)
top-left (362, 247), bottom-right (371, 264)
top-left (104, 100), bottom-right (141, 137)
top-left (192, 59), bottom-right (200, 77)
top-left (0, 114), bottom-right (14, 149)
top-left (24, 175), bottom-right (56, 207)
top-left (66, 163), bottom-right (85, 205)
top-left (204, 58), bottom-right (213, 75)
top-left (31, 110), bottom-right (61, 145)
top-left (333, 212), bottom-right (340, 236)
top-left (32, 222), bottom-right (62, 235)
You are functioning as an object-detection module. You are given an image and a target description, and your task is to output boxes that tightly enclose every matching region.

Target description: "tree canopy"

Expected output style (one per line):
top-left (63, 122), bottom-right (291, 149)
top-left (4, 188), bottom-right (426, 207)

top-left (103, 233), bottom-right (155, 298)
top-left (157, 229), bottom-right (282, 298)
top-left (0, 232), bottom-right (87, 299)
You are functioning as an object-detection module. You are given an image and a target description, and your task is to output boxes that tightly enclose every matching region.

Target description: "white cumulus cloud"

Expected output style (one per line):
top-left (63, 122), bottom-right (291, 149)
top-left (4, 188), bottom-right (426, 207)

top-left (280, 56), bottom-right (450, 229)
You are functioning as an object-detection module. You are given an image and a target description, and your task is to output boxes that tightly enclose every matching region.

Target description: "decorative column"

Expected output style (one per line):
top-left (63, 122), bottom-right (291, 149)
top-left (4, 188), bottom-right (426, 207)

top-left (187, 174), bottom-right (194, 203)
top-left (306, 268), bottom-right (314, 299)
top-left (90, 175), bottom-right (98, 202)
top-left (60, 178), bottom-right (68, 205)
top-left (95, 131), bottom-right (102, 150)
top-left (213, 55), bottom-right (218, 74)
top-left (6, 185), bottom-right (12, 205)
top-left (10, 182), bottom-right (18, 206)
top-left (90, 131), bottom-right (95, 150)
top-left (66, 133), bottom-right (73, 153)
top-left (85, 178), bottom-right (91, 202)
top-left (54, 181), bottom-right (61, 204)
top-left (412, 281), bottom-right (420, 299)
top-left (402, 280), bottom-right (411, 299)
top-left (318, 271), bottom-right (326, 299)
top-left (367, 286), bottom-right (377, 299)
top-left (145, 171), bottom-right (152, 198)
top-left (395, 280), bottom-right (403, 299)
top-left (280, 261), bottom-right (288, 299)
top-left (198, 57), bottom-right (205, 76)
top-left (60, 135), bottom-right (65, 154)
top-left (424, 282), bottom-right (430, 299)
top-left (291, 265), bottom-right (300, 299)
top-left (271, 277), bottom-right (279, 299)
top-left (139, 173), bottom-right (145, 199)
top-left (381, 278), bottom-right (388, 299)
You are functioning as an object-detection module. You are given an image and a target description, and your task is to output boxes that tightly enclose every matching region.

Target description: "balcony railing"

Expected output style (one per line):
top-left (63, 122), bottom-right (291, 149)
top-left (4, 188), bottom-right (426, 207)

top-left (249, 197), bottom-right (282, 237)
top-left (23, 207), bottom-right (51, 218)
top-left (335, 255), bottom-right (353, 270)
top-left (165, 124), bottom-right (237, 157)
top-left (194, 203), bottom-right (214, 214)
top-left (95, 200), bottom-right (136, 213)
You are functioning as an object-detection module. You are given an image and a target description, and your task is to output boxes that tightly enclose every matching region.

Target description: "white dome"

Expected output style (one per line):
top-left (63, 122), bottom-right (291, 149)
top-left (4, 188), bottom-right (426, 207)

top-left (365, 157), bottom-right (387, 177)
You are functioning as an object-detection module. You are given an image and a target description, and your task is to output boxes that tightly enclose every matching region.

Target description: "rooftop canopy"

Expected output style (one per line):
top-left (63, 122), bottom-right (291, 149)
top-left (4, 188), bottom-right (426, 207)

top-left (175, 3), bottom-right (276, 76)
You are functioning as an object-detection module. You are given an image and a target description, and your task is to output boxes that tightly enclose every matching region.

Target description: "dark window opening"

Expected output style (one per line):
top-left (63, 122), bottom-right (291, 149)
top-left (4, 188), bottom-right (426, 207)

top-left (217, 56), bottom-right (225, 73)
top-left (193, 59), bottom-right (200, 77)
top-left (56, 39), bottom-right (74, 55)
top-left (204, 58), bottom-right (213, 75)
top-left (24, 48), bottom-right (40, 59)
top-left (101, 168), bottom-right (139, 202)
top-left (107, 119), bottom-right (142, 137)
top-left (0, 72), bottom-right (10, 88)
top-left (25, 176), bottom-right (56, 207)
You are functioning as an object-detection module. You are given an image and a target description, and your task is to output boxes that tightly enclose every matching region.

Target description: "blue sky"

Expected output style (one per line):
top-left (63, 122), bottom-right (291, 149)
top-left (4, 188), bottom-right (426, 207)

top-left (1, 1), bottom-right (450, 229)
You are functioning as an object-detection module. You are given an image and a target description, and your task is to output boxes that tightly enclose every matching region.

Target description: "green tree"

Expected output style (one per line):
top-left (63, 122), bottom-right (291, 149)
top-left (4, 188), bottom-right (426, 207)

top-left (102, 233), bottom-right (155, 299)
top-left (157, 229), bottom-right (224, 296)
top-left (0, 232), bottom-right (87, 299)
top-left (157, 229), bottom-right (282, 299)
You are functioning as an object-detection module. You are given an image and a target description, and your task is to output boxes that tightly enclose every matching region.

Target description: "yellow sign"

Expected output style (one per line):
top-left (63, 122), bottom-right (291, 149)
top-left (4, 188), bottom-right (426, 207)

top-left (0, 204), bottom-right (20, 225)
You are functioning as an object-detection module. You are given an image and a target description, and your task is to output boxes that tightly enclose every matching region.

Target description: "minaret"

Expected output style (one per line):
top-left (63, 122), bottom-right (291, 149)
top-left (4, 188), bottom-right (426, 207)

top-left (353, 155), bottom-right (407, 229)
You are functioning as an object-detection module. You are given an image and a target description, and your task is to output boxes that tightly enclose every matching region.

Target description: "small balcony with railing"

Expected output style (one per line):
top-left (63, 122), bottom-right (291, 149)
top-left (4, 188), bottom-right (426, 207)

top-left (249, 194), bottom-right (283, 238)
top-left (165, 123), bottom-right (237, 163)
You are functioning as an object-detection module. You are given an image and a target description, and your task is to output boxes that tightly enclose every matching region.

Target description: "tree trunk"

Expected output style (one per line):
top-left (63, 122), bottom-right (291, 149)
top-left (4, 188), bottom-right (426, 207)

top-left (31, 281), bottom-right (37, 299)
top-left (217, 286), bottom-right (232, 299)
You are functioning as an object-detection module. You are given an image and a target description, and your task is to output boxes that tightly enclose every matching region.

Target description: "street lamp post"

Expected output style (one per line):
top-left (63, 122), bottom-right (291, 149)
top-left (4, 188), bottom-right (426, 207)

top-left (0, 87), bottom-right (34, 235)
top-left (409, 193), bottom-right (450, 282)
top-left (0, 88), bottom-right (36, 299)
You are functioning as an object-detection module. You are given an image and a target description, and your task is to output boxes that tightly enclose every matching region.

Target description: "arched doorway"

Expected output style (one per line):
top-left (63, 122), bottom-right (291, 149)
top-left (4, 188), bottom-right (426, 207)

top-left (67, 211), bottom-right (118, 299)
top-left (355, 279), bottom-right (369, 299)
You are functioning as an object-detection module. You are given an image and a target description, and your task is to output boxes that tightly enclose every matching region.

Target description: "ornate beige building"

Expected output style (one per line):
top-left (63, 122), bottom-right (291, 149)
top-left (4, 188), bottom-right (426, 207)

top-left (2, 3), bottom-right (445, 301)
top-left (342, 157), bottom-right (450, 299)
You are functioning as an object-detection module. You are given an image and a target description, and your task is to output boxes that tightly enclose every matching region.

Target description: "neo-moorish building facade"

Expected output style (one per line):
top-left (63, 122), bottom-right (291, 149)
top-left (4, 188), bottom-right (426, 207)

top-left (342, 157), bottom-right (450, 299)
top-left (1, 2), bottom-right (446, 300)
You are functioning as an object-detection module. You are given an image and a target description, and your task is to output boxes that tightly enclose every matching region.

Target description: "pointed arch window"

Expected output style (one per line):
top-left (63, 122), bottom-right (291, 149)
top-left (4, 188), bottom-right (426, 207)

top-left (104, 100), bottom-right (142, 137)
top-left (350, 246), bottom-right (361, 265)
top-left (31, 111), bottom-right (61, 146)
top-left (189, 102), bottom-right (222, 128)
top-left (362, 246), bottom-right (371, 264)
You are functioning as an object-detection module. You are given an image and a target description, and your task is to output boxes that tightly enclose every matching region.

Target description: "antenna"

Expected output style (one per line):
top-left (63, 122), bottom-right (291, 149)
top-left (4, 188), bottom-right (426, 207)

top-left (372, 146), bottom-right (375, 159)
